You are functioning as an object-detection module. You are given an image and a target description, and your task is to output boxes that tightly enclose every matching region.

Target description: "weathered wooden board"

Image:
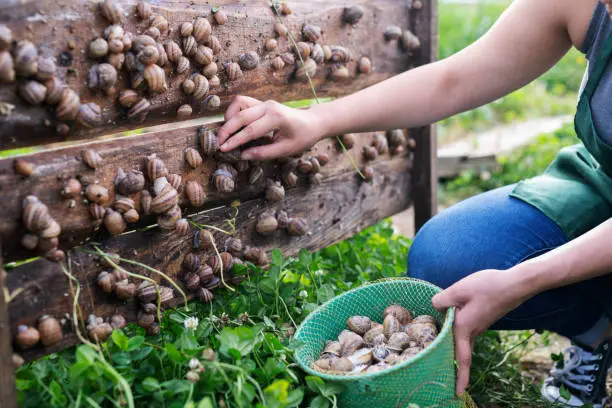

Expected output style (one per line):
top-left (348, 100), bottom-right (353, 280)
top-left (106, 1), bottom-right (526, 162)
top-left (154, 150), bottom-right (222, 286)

top-left (6, 153), bottom-right (413, 361)
top-left (0, 251), bottom-right (18, 408)
top-left (0, 0), bottom-right (424, 149)
top-left (0, 120), bottom-right (413, 262)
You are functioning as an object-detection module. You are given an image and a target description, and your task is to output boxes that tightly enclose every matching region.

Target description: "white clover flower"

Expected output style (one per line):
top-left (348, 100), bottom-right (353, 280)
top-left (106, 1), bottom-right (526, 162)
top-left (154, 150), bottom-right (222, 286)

top-left (184, 316), bottom-right (199, 330)
top-left (189, 358), bottom-right (201, 370)
top-left (314, 269), bottom-right (325, 277)
top-left (298, 290), bottom-right (308, 298)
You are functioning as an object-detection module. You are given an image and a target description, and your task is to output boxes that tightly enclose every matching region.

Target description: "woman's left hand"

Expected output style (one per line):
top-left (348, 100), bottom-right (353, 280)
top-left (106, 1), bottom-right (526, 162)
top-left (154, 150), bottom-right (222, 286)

top-left (431, 268), bottom-right (531, 396)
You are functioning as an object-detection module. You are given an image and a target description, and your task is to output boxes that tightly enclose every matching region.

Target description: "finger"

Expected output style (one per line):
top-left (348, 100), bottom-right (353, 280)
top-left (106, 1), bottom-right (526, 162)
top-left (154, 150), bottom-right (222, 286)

top-left (221, 116), bottom-right (280, 152)
top-left (432, 289), bottom-right (456, 312)
top-left (455, 335), bottom-right (473, 396)
top-left (224, 95), bottom-right (261, 121)
top-left (217, 104), bottom-right (267, 147)
top-left (241, 139), bottom-right (296, 161)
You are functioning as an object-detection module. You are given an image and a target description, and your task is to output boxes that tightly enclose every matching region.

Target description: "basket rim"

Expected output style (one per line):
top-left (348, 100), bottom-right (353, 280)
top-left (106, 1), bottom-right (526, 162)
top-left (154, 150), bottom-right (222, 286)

top-left (294, 277), bottom-right (456, 382)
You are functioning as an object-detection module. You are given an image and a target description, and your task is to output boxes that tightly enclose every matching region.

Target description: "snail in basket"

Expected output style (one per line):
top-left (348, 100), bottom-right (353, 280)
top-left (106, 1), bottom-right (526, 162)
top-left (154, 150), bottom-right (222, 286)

top-left (312, 305), bottom-right (439, 375)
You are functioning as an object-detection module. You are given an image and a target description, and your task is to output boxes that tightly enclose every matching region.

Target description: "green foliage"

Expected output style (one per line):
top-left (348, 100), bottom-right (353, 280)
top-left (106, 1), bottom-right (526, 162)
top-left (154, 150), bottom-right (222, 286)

top-left (16, 221), bottom-right (410, 408)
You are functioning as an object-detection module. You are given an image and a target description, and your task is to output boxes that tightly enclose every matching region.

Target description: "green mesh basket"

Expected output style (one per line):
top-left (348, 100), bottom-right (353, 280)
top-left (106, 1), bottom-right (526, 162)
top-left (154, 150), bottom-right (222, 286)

top-left (295, 278), bottom-right (476, 408)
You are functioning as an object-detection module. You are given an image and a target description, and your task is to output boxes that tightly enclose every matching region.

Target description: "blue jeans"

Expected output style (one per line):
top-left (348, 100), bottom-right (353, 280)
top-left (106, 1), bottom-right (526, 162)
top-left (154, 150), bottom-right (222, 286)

top-left (408, 185), bottom-right (612, 339)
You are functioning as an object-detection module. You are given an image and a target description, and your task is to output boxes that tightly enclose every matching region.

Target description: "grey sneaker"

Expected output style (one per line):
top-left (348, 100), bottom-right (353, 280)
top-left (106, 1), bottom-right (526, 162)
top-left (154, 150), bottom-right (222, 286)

top-left (541, 339), bottom-right (612, 408)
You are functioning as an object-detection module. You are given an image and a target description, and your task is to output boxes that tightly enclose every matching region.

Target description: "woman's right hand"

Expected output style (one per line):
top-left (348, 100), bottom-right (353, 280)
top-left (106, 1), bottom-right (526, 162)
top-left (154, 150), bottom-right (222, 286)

top-left (217, 96), bottom-right (326, 161)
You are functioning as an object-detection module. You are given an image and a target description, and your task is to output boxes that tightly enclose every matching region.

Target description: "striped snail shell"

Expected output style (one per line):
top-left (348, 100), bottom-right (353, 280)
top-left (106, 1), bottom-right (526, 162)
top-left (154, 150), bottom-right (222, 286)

top-left (116, 168), bottom-right (146, 195)
top-left (244, 247), bottom-right (268, 266)
top-left (104, 208), bottom-right (126, 235)
top-left (176, 56), bottom-right (190, 74)
top-left (147, 154), bottom-right (168, 181)
top-left (193, 17), bottom-right (212, 43)
top-left (164, 40), bottom-right (183, 63)
top-left (113, 195), bottom-right (135, 214)
top-left (203, 62), bottom-right (218, 79)
top-left (157, 204), bottom-right (182, 230)
top-left (220, 252), bottom-right (234, 271)
top-left (194, 45), bottom-right (214, 66)
top-left (276, 211), bottom-right (290, 229)
top-left (198, 265), bottom-right (214, 283)
top-left (212, 168), bottom-right (235, 193)
top-left (167, 173), bottom-right (183, 191)
top-left (185, 147), bottom-right (203, 168)
top-left (183, 253), bottom-right (200, 271)
top-left (185, 181), bottom-right (206, 207)
top-left (86, 184), bottom-right (110, 205)
top-left (22, 197), bottom-right (51, 232)
top-left (39, 219), bottom-right (61, 239)
top-left (224, 237), bottom-right (243, 256)
top-left (56, 88), bottom-right (80, 121)
top-left (124, 209), bottom-right (140, 224)
top-left (90, 203), bottom-right (106, 220)
top-left (192, 74), bottom-right (209, 101)
top-left (150, 184), bottom-right (179, 214)
top-left (288, 217), bottom-right (308, 236)
top-left (0, 51), bottom-right (15, 84)
top-left (144, 64), bottom-right (167, 93)
top-left (182, 36), bottom-right (197, 57)
top-left (198, 127), bottom-right (218, 156)
top-left (225, 62), bottom-right (242, 81)
top-left (198, 288), bottom-right (214, 303)
top-left (185, 272), bottom-right (201, 292)
top-left (208, 254), bottom-right (222, 274)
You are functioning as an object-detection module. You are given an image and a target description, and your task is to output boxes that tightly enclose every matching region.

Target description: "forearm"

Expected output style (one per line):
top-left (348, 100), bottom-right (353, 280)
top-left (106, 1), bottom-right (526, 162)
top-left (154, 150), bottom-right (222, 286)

top-left (514, 218), bottom-right (612, 297)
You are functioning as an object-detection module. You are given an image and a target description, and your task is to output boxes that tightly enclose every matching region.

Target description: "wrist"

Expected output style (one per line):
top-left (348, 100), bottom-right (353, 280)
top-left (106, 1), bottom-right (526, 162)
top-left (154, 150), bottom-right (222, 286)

top-left (508, 258), bottom-right (560, 300)
top-left (308, 103), bottom-right (335, 142)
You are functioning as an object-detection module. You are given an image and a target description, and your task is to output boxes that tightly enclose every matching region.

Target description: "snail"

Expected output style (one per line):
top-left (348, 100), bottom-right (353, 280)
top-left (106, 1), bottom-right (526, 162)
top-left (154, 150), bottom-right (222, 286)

top-left (185, 148), bottom-right (203, 168)
top-left (347, 316), bottom-right (372, 335)
top-left (271, 56), bottom-right (285, 71)
top-left (209, 36), bottom-right (222, 55)
top-left (220, 252), bottom-right (234, 271)
top-left (213, 9), bottom-right (228, 25)
top-left (343, 5), bottom-right (365, 25)
top-left (401, 347), bottom-right (422, 361)
top-left (284, 172), bottom-right (298, 187)
top-left (192, 74), bottom-right (210, 101)
top-left (186, 181), bottom-right (206, 207)
top-left (124, 209), bottom-right (140, 223)
top-left (86, 184), bottom-right (110, 205)
top-left (90, 203), bottom-right (106, 220)
top-left (193, 17), bottom-right (212, 43)
top-left (182, 36), bottom-right (197, 57)
top-left (36, 57), bottom-right (56, 81)
top-left (275, 22), bottom-right (288, 38)
top-left (202, 62), bottom-right (218, 79)
top-left (87, 315), bottom-right (113, 342)
top-left (198, 288), bottom-right (214, 303)
top-left (194, 45), bottom-right (214, 66)
top-left (114, 194), bottom-right (137, 214)
top-left (128, 98), bottom-right (151, 120)
top-left (115, 280), bottom-right (137, 299)
top-left (330, 65), bottom-right (350, 82)
top-left (46, 248), bottom-right (65, 262)
top-left (56, 89), bottom-right (80, 121)
top-left (265, 179), bottom-right (285, 202)
top-left (144, 26), bottom-right (160, 40)
top-left (256, 212), bottom-right (278, 235)
top-left (311, 44), bottom-right (324, 64)
top-left (77, 103), bottom-right (103, 128)
top-left (196, 229), bottom-right (214, 250)
top-left (412, 315), bottom-right (437, 327)
top-left (19, 81), bottom-right (46, 105)
top-left (276, 211), bottom-right (290, 229)
top-left (297, 158), bottom-right (314, 174)
top-left (185, 273), bottom-right (201, 292)
top-left (288, 218), bottom-right (308, 236)
top-left (363, 326), bottom-right (385, 346)
top-left (225, 62), bottom-right (243, 81)
top-left (22, 195), bottom-right (50, 232)
top-left (358, 57), bottom-right (372, 75)
top-left (104, 24), bottom-right (124, 41)
top-left (177, 104), bottom-right (192, 119)
top-left (150, 180), bottom-right (178, 214)
top-left (38, 315), bottom-right (63, 347)
top-left (163, 40), bottom-right (182, 64)
top-left (339, 330), bottom-right (364, 356)
top-left (180, 22), bottom-right (193, 37)
top-left (330, 46), bottom-right (351, 63)
top-left (137, 1), bottom-right (152, 19)
top-left (387, 332), bottom-right (411, 352)
top-left (15, 158), bottom-right (36, 177)
top-left (383, 314), bottom-right (401, 339)
top-left (176, 56), bottom-right (190, 74)
top-left (183, 253), bottom-right (200, 271)
top-left (322, 45), bottom-right (332, 61)
top-left (150, 15), bottom-right (169, 33)
top-left (138, 45), bottom-right (159, 65)
top-left (0, 51), bottom-right (15, 83)
top-left (21, 233), bottom-right (39, 251)
top-left (348, 348), bottom-right (374, 367)
top-left (383, 304), bottom-right (412, 325)
top-left (88, 63), bottom-right (118, 93)
top-left (101, 0), bottom-right (123, 23)
top-left (107, 52), bottom-right (125, 70)
top-left (208, 254), bottom-right (222, 275)
top-left (44, 77), bottom-right (63, 105)
top-left (413, 0), bottom-right (423, 10)
top-left (239, 51), bottom-right (259, 71)
top-left (15, 325), bottom-right (40, 350)
top-left (265, 38), bottom-right (278, 52)
top-left (224, 237), bottom-right (243, 256)
top-left (371, 345), bottom-right (390, 363)
top-left (363, 146), bottom-right (378, 161)
top-left (97, 271), bottom-right (117, 293)
top-left (372, 133), bottom-right (389, 154)
top-left (363, 166), bottom-right (375, 182)
top-left (137, 281), bottom-right (158, 303)
top-left (104, 208), bottom-right (127, 235)
top-left (199, 127), bottom-right (218, 156)
top-left (144, 64), bottom-right (167, 93)
top-left (281, 53), bottom-right (295, 66)
top-left (204, 95), bottom-right (221, 111)
top-left (295, 58), bottom-right (317, 82)
top-left (137, 310), bottom-right (156, 329)
top-left (182, 78), bottom-right (195, 95)
top-left (133, 35), bottom-right (156, 53)
top-left (157, 205), bottom-right (182, 230)
top-left (213, 168), bottom-right (235, 193)
top-left (199, 265), bottom-right (214, 283)
top-left (111, 315), bottom-right (127, 330)
top-left (147, 154), bottom-right (168, 181)
top-left (309, 157), bottom-right (321, 173)
top-left (40, 219), bottom-right (61, 239)
top-left (108, 37), bottom-right (125, 54)
top-left (56, 123), bottom-right (70, 136)
top-left (302, 25), bottom-right (322, 43)
top-left (243, 247), bottom-right (268, 266)
top-left (14, 40), bottom-right (38, 77)
top-left (147, 323), bottom-right (161, 336)
top-left (116, 168), bottom-right (146, 195)
top-left (0, 25), bottom-right (12, 51)
top-left (323, 341), bottom-right (342, 357)
top-left (296, 42), bottom-right (311, 60)
top-left (402, 30), bottom-right (421, 52)
top-left (60, 178), bottom-right (82, 199)
top-left (384, 25), bottom-right (402, 41)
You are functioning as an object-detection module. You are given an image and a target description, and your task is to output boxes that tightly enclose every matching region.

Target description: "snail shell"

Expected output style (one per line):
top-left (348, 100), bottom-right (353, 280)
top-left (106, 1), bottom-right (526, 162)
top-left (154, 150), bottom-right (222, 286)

top-left (111, 315), bottom-right (127, 330)
top-left (323, 340), bottom-right (342, 357)
top-left (138, 45), bottom-right (159, 65)
top-left (108, 38), bottom-right (125, 54)
top-left (316, 153), bottom-right (330, 166)
top-left (296, 42), bottom-right (311, 60)
top-left (383, 314), bottom-right (401, 338)
top-left (322, 45), bottom-right (332, 61)
top-left (114, 195), bottom-right (135, 214)
top-left (202, 62), bottom-right (218, 79)
top-left (89, 39), bottom-right (109, 62)
top-left (404, 323), bottom-right (438, 345)
top-left (208, 254), bottom-right (222, 275)
top-left (124, 52), bottom-right (138, 72)
top-left (265, 180), bottom-right (285, 202)
top-left (185, 272), bottom-right (201, 292)
top-left (311, 44), bottom-right (324, 64)
top-left (176, 56), bottom-right (190, 74)
top-left (194, 45), bottom-right (214, 66)
top-left (128, 98), bottom-right (151, 120)
top-left (104, 24), bottom-right (124, 41)
top-left (86, 184), bottom-right (110, 205)
top-left (105, 208), bottom-right (126, 235)
top-left (186, 181), bottom-right (206, 207)
top-left (116, 168), bottom-right (146, 195)
top-left (140, 190), bottom-right (152, 215)
top-left (0, 25), bottom-right (12, 51)
top-left (56, 123), bottom-right (70, 136)
top-left (401, 30), bottom-right (421, 52)
top-left (348, 348), bottom-right (374, 367)
top-left (284, 172), bottom-right (298, 187)
top-left (343, 5), bottom-right (365, 25)
top-left (15, 158), bottom-right (36, 177)
top-left (340, 134), bottom-right (356, 149)
top-left (163, 40), bottom-right (182, 64)
top-left (182, 36), bottom-right (197, 57)
top-left (331, 357), bottom-right (353, 372)
top-left (271, 56), bottom-right (285, 71)
top-left (45, 248), bottom-right (66, 262)
top-left (196, 229), bottom-right (214, 250)
top-left (151, 185), bottom-right (178, 214)
top-left (199, 265), bottom-right (214, 283)
top-left (56, 88), bottom-right (80, 121)
top-left (144, 64), bottom-right (167, 93)
top-left (88, 63), bottom-right (118, 91)
top-left (297, 158), bottom-right (313, 174)
top-left (239, 51), bottom-right (259, 71)
top-left (137, 310), bottom-right (156, 329)
top-left (256, 212), bottom-right (278, 235)
top-left (265, 38), bottom-right (278, 52)
top-left (363, 146), bottom-right (378, 161)
top-left (97, 271), bottom-right (117, 293)
top-left (38, 315), bottom-right (63, 347)
top-left (243, 247), bottom-right (268, 266)
top-left (387, 332), bottom-right (411, 352)
top-left (21, 233), bottom-right (39, 250)
top-left (183, 253), bottom-right (200, 271)
top-left (182, 78), bottom-right (195, 95)
top-left (412, 315), bottom-right (437, 327)
top-left (295, 58), bottom-right (316, 82)
top-left (209, 36), bottom-right (222, 55)
top-left (180, 22), bottom-right (193, 37)
top-left (220, 252), bottom-right (234, 272)
top-left (61, 178), bottom-right (82, 199)
top-left (383, 304), bottom-right (412, 325)
top-left (149, 15), bottom-right (169, 33)
top-left (225, 62), bottom-right (242, 81)
top-left (101, 0), bottom-right (124, 23)
top-left (302, 25), bottom-right (322, 43)
top-left (176, 219), bottom-right (189, 235)
top-left (185, 148), bottom-right (203, 168)
top-left (363, 326), bottom-right (385, 346)
top-left (339, 330), bottom-right (364, 357)
top-left (177, 104), bottom-right (192, 119)
top-left (22, 196), bottom-right (50, 232)
top-left (14, 40), bottom-right (38, 77)
top-left (133, 35), bottom-right (156, 54)
top-left (147, 154), bottom-right (168, 181)
top-left (224, 237), bottom-right (243, 256)
top-left (15, 325), bottom-right (40, 350)
top-left (363, 166), bottom-right (375, 182)
top-left (400, 347), bottom-right (422, 362)
top-left (347, 316), bottom-right (372, 335)
top-left (77, 103), bottom-right (103, 128)
top-left (330, 46), bottom-right (351, 63)
top-left (384, 25), bottom-right (402, 41)
top-left (193, 17), bottom-right (212, 43)
top-left (213, 9), bottom-right (228, 25)
top-left (275, 22), bottom-right (288, 37)
top-left (204, 94), bottom-right (221, 111)
top-left (198, 287), bottom-right (214, 303)
top-left (137, 281), bottom-right (157, 303)
top-left (330, 65), bottom-right (350, 82)
top-left (36, 57), bottom-right (56, 81)
top-left (40, 219), bottom-right (61, 239)
top-left (192, 74), bottom-right (210, 100)
top-left (157, 204), bottom-right (182, 230)
top-left (309, 157), bottom-right (321, 173)
top-left (288, 218), bottom-right (308, 236)
top-left (19, 81), bottom-right (46, 105)
top-left (137, 1), bottom-right (152, 19)
top-left (144, 26), bottom-right (160, 40)
top-left (0, 51), bottom-right (15, 83)
top-left (372, 133), bottom-right (389, 154)
top-left (358, 57), bottom-right (372, 75)
top-left (372, 345), bottom-right (390, 363)
top-left (90, 203), bottom-right (106, 220)
top-left (276, 210), bottom-right (290, 229)
top-left (107, 53), bottom-right (125, 70)
top-left (199, 127), bottom-right (218, 156)
top-left (314, 357), bottom-right (334, 371)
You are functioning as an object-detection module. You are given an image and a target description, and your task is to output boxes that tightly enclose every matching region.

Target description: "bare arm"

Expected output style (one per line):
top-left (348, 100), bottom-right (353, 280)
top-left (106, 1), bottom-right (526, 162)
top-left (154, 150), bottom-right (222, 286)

top-left (218, 0), bottom-right (579, 160)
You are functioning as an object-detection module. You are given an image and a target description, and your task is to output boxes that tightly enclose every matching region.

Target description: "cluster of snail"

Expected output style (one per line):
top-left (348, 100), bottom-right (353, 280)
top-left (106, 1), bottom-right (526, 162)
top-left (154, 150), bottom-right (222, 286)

top-left (313, 305), bottom-right (439, 375)
top-left (20, 195), bottom-right (65, 262)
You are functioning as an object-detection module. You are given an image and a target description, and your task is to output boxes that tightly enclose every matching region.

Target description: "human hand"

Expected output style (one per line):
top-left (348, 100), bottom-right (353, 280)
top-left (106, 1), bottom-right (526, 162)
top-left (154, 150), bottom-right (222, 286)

top-left (217, 96), bottom-right (326, 161)
top-left (431, 269), bottom-right (530, 396)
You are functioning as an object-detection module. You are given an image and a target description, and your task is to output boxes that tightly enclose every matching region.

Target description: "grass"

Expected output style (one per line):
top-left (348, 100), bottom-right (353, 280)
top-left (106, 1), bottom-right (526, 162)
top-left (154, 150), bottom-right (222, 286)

top-left (437, 0), bottom-right (585, 143)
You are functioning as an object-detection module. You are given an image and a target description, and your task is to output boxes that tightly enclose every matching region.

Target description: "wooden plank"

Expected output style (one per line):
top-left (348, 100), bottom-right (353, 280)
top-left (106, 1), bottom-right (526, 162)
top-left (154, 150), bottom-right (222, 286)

top-left (0, 248), bottom-right (18, 408)
top-left (0, 0), bottom-right (422, 150)
top-left (410, 0), bottom-right (437, 231)
top-left (7, 154), bottom-right (413, 361)
top-left (0, 120), bottom-right (414, 262)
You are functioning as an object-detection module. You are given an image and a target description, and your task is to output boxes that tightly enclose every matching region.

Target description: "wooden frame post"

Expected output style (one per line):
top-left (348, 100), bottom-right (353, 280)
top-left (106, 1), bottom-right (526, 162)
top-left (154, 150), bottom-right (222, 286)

top-left (412, 0), bottom-right (439, 232)
top-left (0, 245), bottom-right (18, 408)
